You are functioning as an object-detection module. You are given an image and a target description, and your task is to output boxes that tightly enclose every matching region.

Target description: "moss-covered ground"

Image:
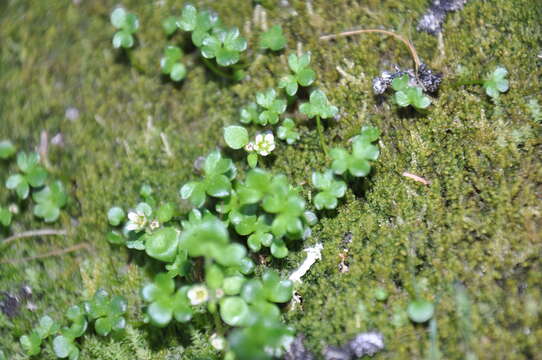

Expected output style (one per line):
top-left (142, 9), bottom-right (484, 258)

top-left (1, 0), bottom-right (541, 358)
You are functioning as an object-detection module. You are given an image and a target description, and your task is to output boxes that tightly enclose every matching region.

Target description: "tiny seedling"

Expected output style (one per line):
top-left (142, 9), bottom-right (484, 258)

top-left (202, 28), bottom-right (248, 67)
top-left (392, 75), bottom-right (431, 110)
top-left (279, 52), bottom-right (316, 96)
top-left (142, 273), bottom-right (192, 327)
top-left (180, 150), bottom-right (237, 207)
top-left (6, 152), bottom-right (48, 199)
top-left (300, 89), bottom-right (338, 154)
top-left (483, 66), bottom-right (509, 100)
top-left (160, 46), bottom-right (187, 81)
top-left (277, 118), bottom-right (300, 144)
top-left (177, 4), bottom-right (220, 47)
top-left (32, 181), bottom-right (68, 223)
top-left (330, 126), bottom-right (380, 177)
top-left (83, 289), bottom-right (128, 336)
top-left (259, 25), bottom-right (287, 51)
top-left (110, 8), bottom-right (140, 49)
top-left (256, 89), bottom-right (287, 125)
top-left (20, 316), bottom-right (59, 356)
top-left (311, 170), bottom-right (347, 210)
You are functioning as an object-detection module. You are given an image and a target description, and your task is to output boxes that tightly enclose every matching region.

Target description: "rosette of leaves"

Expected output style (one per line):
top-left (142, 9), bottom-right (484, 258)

top-left (259, 25), bottom-right (286, 51)
top-left (391, 75), bottom-right (431, 110)
top-left (141, 273), bottom-right (193, 327)
top-left (261, 175), bottom-right (306, 240)
top-left (279, 52), bottom-right (316, 96)
top-left (219, 270), bottom-right (292, 327)
top-left (53, 305), bottom-right (88, 359)
top-left (160, 46), bottom-right (187, 81)
top-left (83, 289), bottom-right (127, 336)
top-left (20, 316), bottom-right (59, 356)
top-left (256, 89), bottom-right (287, 125)
top-left (311, 170), bottom-right (347, 210)
top-left (179, 211), bottom-right (247, 266)
top-left (5, 151), bottom-right (47, 199)
top-left (32, 180), bottom-right (68, 222)
top-left (483, 66), bottom-right (509, 100)
top-left (330, 126), bottom-right (380, 178)
top-left (177, 4), bottom-right (220, 47)
top-left (0, 140), bottom-right (16, 159)
top-left (0, 206), bottom-right (12, 227)
top-left (277, 118), bottom-right (300, 144)
top-left (300, 89), bottom-right (338, 120)
top-left (110, 8), bottom-right (139, 49)
top-left (201, 27), bottom-right (247, 67)
top-left (180, 150), bottom-right (237, 207)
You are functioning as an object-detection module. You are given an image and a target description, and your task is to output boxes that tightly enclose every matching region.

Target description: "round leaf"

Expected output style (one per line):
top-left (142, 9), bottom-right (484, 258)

top-left (219, 297), bottom-right (250, 326)
top-left (407, 299), bottom-right (434, 323)
top-left (224, 126), bottom-right (249, 150)
top-left (107, 207), bottom-right (125, 226)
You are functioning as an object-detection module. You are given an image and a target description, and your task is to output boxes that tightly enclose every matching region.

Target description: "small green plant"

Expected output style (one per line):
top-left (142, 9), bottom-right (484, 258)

top-left (240, 103), bottom-right (260, 125)
top-left (300, 89), bottom-right (338, 154)
top-left (407, 299), bottom-right (434, 323)
top-left (180, 150), bottom-right (237, 207)
top-left (392, 75), bottom-right (431, 110)
top-left (6, 152), bottom-right (48, 199)
top-left (259, 25), bottom-right (286, 51)
top-left (256, 89), bottom-right (287, 125)
top-left (32, 181), bottom-right (68, 222)
top-left (21, 290), bottom-right (127, 359)
top-left (110, 8), bottom-right (140, 49)
top-left (311, 170), bottom-right (347, 210)
top-left (202, 28), bottom-right (248, 67)
top-left (278, 52), bottom-right (316, 96)
top-left (0, 140), bottom-right (16, 159)
top-left (277, 118), bottom-right (300, 144)
top-left (177, 4), bottom-right (219, 47)
top-left (83, 289), bottom-right (128, 336)
top-left (160, 46), bottom-right (187, 81)
top-left (20, 316), bottom-right (59, 356)
top-left (330, 126), bottom-right (380, 177)
top-left (483, 66), bottom-right (509, 100)
top-left (142, 273), bottom-right (193, 327)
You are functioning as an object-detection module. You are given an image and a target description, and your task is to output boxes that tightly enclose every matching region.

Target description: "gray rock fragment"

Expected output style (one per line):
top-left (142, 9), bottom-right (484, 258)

top-left (372, 63), bottom-right (442, 95)
top-left (285, 335), bottom-right (315, 360)
top-left (418, 0), bottom-right (469, 35)
top-left (348, 331), bottom-right (385, 357)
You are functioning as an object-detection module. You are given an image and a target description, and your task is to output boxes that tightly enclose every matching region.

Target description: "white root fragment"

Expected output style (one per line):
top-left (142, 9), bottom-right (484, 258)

top-left (289, 243), bottom-right (323, 283)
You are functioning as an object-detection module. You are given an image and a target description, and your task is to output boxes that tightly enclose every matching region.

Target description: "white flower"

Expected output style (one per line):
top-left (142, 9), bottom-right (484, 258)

top-left (253, 133), bottom-right (275, 156)
top-left (210, 333), bottom-right (226, 351)
top-left (187, 285), bottom-right (209, 306)
top-left (149, 219), bottom-right (160, 231)
top-left (126, 210), bottom-right (147, 232)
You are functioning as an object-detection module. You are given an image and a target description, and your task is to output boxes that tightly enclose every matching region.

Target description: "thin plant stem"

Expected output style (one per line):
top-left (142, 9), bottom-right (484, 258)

top-left (202, 57), bottom-right (236, 80)
top-left (320, 28), bottom-right (420, 72)
top-left (1, 228), bottom-right (68, 247)
top-left (1, 242), bottom-right (90, 265)
top-left (316, 116), bottom-right (328, 156)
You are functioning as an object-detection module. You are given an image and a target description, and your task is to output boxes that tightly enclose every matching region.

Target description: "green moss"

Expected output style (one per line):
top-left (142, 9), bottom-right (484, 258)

top-left (0, 0), bottom-right (541, 359)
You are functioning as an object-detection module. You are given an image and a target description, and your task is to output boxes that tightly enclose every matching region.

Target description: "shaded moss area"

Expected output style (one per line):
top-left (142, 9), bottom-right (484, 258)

top-left (1, 0), bottom-right (541, 359)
